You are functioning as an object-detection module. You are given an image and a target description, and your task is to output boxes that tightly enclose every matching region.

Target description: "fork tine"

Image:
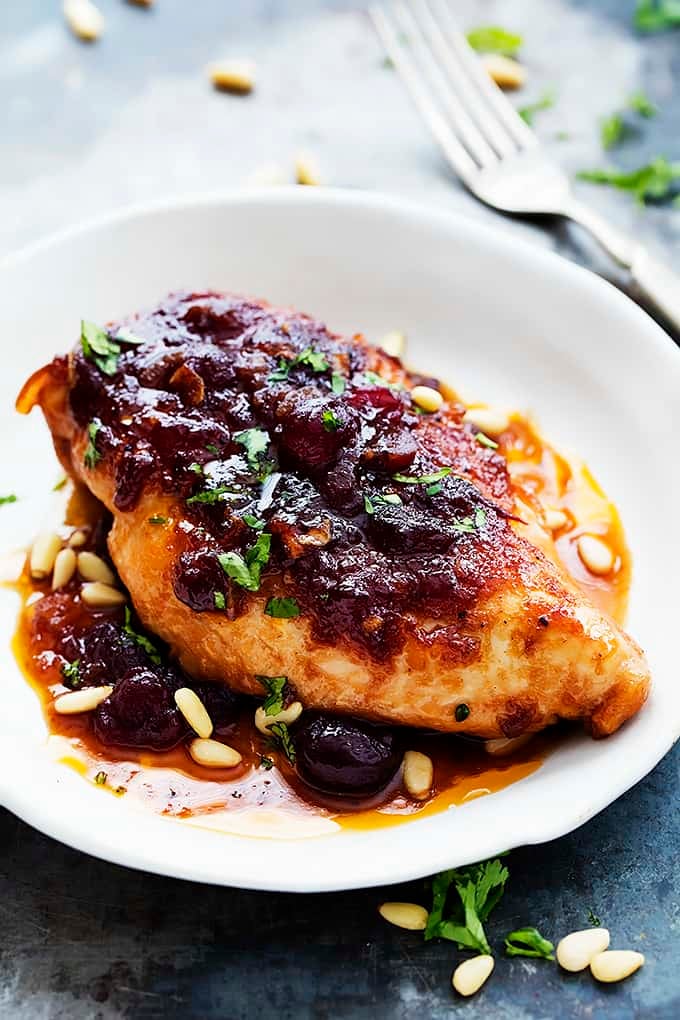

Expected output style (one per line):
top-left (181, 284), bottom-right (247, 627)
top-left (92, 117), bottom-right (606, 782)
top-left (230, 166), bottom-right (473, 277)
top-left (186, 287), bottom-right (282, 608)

top-left (395, 2), bottom-right (498, 169)
top-left (416, 0), bottom-right (516, 158)
top-left (431, 0), bottom-right (539, 151)
top-left (370, 5), bottom-right (477, 184)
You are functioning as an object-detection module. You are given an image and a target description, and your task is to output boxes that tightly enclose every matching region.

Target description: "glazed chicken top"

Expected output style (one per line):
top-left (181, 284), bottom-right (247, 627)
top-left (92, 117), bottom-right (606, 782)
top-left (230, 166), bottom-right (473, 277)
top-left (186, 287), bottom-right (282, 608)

top-left (18, 291), bottom-right (650, 739)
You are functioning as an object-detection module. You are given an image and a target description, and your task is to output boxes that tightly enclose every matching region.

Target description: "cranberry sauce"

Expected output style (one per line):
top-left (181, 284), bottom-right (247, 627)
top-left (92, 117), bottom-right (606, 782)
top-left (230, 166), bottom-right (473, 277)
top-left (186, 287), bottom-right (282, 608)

top-left (64, 291), bottom-right (517, 660)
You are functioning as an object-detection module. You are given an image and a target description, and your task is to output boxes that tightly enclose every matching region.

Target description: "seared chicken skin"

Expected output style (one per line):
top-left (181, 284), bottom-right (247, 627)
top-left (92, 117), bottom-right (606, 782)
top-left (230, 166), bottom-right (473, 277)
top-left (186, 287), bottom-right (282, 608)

top-left (19, 292), bottom-right (650, 738)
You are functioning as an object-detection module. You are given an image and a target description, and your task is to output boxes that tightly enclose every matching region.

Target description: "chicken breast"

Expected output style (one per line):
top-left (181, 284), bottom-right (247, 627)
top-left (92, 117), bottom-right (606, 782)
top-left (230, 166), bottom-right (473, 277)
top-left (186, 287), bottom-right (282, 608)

top-left (18, 291), bottom-right (650, 738)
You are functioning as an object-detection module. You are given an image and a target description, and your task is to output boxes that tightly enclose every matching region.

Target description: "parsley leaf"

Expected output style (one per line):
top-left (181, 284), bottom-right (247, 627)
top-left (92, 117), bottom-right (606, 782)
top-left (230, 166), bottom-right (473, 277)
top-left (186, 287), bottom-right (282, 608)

top-left (269, 721), bottom-right (296, 763)
top-left (518, 90), bottom-right (555, 126)
top-left (94, 770), bottom-right (108, 786)
top-left (504, 927), bottom-right (555, 960)
top-left (359, 370), bottom-right (403, 391)
top-left (257, 674), bottom-right (287, 715)
top-left (123, 606), bottom-right (162, 665)
top-left (114, 327), bottom-right (146, 346)
top-left (148, 514), bottom-right (168, 525)
top-left (80, 321), bottom-right (120, 376)
top-left (466, 26), bottom-right (522, 56)
top-left (234, 428), bottom-right (270, 470)
top-left (331, 372), bottom-right (346, 395)
top-left (53, 477), bottom-right (68, 492)
top-left (269, 347), bottom-right (330, 382)
top-left (629, 90), bottom-right (657, 117)
top-left (635, 0), bottom-right (680, 32)
top-left (601, 112), bottom-right (627, 149)
top-left (577, 157), bottom-right (680, 204)
top-left (322, 409), bottom-right (341, 432)
top-left (61, 659), bottom-right (81, 689)
top-left (242, 513), bottom-right (265, 531)
top-left (0, 494), bottom-right (17, 506)
top-left (259, 754), bottom-right (275, 770)
top-left (84, 420), bottom-right (103, 469)
top-left (214, 591), bottom-right (226, 610)
top-left (265, 596), bottom-right (300, 619)
top-left (217, 532), bottom-right (271, 592)
top-left (186, 486), bottom-right (233, 505)
top-left (363, 492), bottom-right (403, 515)
top-left (588, 907), bottom-right (602, 926)
top-left (425, 858), bottom-right (509, 954)
top-left (393, 467), bottom-right (451, 485)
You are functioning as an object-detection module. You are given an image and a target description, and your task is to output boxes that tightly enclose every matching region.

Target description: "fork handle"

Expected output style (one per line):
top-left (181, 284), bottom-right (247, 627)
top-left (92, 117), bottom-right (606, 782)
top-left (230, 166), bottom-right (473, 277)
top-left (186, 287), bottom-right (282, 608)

top-left (563, 198), bottom-right (680, 331)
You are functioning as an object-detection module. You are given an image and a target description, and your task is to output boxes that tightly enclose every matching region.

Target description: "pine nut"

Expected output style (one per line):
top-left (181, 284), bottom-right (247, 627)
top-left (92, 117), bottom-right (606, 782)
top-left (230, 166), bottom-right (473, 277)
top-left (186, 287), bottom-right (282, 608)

top-left (54, 685), bottom-right (113, 714)
top-left (411, 385), bottom-right (444, 413)
top-left (402, 750), bottom-right (433, 800)
top-left (462, 407), bottom-right (509, 437)
top-left (254, 701), bottom-right (303, 735)
top-left (590, 950), bottom-right (644, 983)
top-left (63, 0), bottom-right (104, 42)
top-left (295, 153), bottom-right (321, 186)
top-left (577, 535), bottom-right (614, 576)
top-left (68, 529), bottom-right (88, 548)
top-left (52, 548), bottom-right (77, 590)
top-left (379, 331), bottom-right (406, 358)
top-left (485, 733), bottom-right (533, 757)
top-left (174, 688), bottom-right (213, 739)
top-left (452, 955), bottom-right (494, 997)
top-left (188, 738), bottom-right (242, 768)
top-left (556, 928), bottom-right (610, 972)
top-left (544, 508), bottom-right (568, 532)
top-left (378, 902), bottom-right (428, 931)
top-left (77, 551), bottom-right (116, 585)
top-left (81, 581), bottom-right (126, 608)
top-left (30, 532), bottom-right (62, 579)
top-left (209, 61), bottom-right (255, 94)
top-left (481, 53), bottom-right (526, 90)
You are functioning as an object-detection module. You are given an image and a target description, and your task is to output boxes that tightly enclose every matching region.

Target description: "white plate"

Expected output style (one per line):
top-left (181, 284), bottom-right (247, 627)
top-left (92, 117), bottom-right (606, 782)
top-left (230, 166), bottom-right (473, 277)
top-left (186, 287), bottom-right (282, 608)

top-left (0, 189), bottom-right (678, 892)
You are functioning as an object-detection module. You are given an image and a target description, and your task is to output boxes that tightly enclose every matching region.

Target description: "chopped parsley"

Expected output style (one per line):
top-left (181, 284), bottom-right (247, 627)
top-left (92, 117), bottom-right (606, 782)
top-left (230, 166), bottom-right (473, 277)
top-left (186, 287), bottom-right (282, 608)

top-left (425, 857), bottom-right (509, 953)
top-left (114, 327), bottom-right (145, 346)
top-left (257, 674), bottom-right (287, 715)
top-left (217, 532), bottom-right (271, 592)
top-left (214, 591), bottom-right (226, 611)
top-left (52, 477), bottom-right (68, 492)
top-left (205, 443), bottom-right (220, 455)
top-left (123, 606), bottom-right (162, 665)
top-left (61, 660), bottom-right (81, 689)
top-left (588, 907), bottom-right (602, 926)
top-left (0, 494), bottom-right (17, 506)
top-left (331, 372), bottom-right (346, 395)
top-left (147, 514), bottom-right (168, 525)
top-left (466, 26), bottom-right (522, 56)
top-left (475, 507), bottom-right (487, 528)
top-left (634, 0), bottom-right (680, 32)
top-left (601, 112), bottom-right (626, 149)
top-left (518, 90), bottom-right (555, 126)
top-left (577, 157), bottom-right (680, 204)
top-left (80, 321), bottom-right (121, 376)
top-left (259, 754), bottom-right (275, 770)
top-left (425, 482), bottom-right (442, 496)
top-left (265, 596), bottom-right (300, 619)
top-left (94, 771), bottom-right (108, 786)
top-left (242, 513), bottom-right (265, 531)
top-left (393, 467), bottom-right (451, 485)
top-left (363, 492), bottom-right (403, 515)
top-left (83, 420), bottom-right (103, 469)
top-left (629, 90), bottom-right (657, 117)
top-left (269, 347), bottom-right (330, 381)
top-left (504, 927), bottom-right (555, 960)
top-left (455, 703), bottom-right (470, 722)
top-left (269, 721), bottom-right (296, 763)
top-left (234, 428), bottom-right (270, 470)
top-left (189, 462), bottom-right (203, 475)
top-left (186, 485), bottom-right (233, 505)
top-left (322, 409), bottom-right (341, 432)
top-left (115, 785), bottom-right (127, 795)
top-left (476, 432), bottom-right (499, 450)
top-left (359, 370), bottom-right (402, 391)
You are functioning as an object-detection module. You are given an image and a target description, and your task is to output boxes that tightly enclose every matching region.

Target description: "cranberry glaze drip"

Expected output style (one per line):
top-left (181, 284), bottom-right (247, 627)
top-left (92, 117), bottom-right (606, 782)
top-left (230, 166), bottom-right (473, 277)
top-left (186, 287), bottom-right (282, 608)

top-left (65, 292), bottom-right (517, 661)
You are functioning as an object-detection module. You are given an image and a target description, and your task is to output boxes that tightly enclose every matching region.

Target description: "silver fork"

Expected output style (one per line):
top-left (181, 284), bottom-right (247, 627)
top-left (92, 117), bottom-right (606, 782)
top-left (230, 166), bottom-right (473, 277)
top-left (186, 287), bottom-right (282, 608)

top-left (371, 0), bottom-right (680, 330)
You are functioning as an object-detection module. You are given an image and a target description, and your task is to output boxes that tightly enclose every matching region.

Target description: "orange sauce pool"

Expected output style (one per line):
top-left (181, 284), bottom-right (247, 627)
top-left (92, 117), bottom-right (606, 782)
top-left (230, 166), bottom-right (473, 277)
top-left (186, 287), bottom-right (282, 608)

top-left (9, 411), bottom-right (630, 835)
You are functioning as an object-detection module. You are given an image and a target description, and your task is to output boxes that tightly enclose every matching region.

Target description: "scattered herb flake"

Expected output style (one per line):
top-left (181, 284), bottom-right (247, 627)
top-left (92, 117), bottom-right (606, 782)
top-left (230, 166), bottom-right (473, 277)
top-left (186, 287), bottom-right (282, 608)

top-left (83, 420), bottom-right (103, 469)
top-left (359, 370), bottom-right (403, 391)
top-left (52, 477), bottom-right (68, 492)
top-left (577, 157), bottom-right (680, 204)
top-left (364, 492), bottom-right (403, 515)
top-left (234, 428), bottom-right (270, 470)
top-left (0, 494), bottom-right (17, 506)
top-left (242, 513), bottom-right (265, 531)
top-left (476, 431), bottom-right (499, 450)
top-left (518, 90), bottom-right (555, 126)
top-left (94, 771), bottom-right (108, 786)
top-left (474, 507), bottom-right (487, 528)
top-left (115, 785), bottom-right (127, 795)
top-left (322, 409), bottom-right (341, 432)
top-left (205, 443), bottom-right (220, 455)
top-left (466, 25), bottom-right (522, 56)
top-left (331, 372), bottom-right (346, 395)
top-left (214, 591), bottom-right (226, 611)
top-left (600, 112), bottom-right (628, 150)
top-left (634, 0), bottom-right (680, 32)
top-left (455, 703), bottom-right (470, 722)
top-left (265, 596), bottom-right (300, 619)
top-left (148, 514), bottom-right (167, 525)
top-left (588, 908), bottom-right (602, 926)
top-left (188, 462), bottom-right (203, 475)
top-left (269, 347), bottom-right (330, 382)
top-left (114, 327), bottom-right (146, 345)
top-left (217, 532), bottom-right (271, 592)
top-left (259, 754), bottom-right (275, 770)
top-left (425, 858), bottom-right (509, 953)
top-left (61, 660), bottom-right (81, 689)
top-left (425, 482), bottom-right (442, 496)
top-left (123, 606), bottom-right (162, 665)
top-left (629, 90), bottom-right (657, 117)
top-left (80, 320), bottom-right (121, 376)
top-left (257, 674), bottom-right (287, 716)
top-left (269, 720), bottom-right (296, 763)
top-left (186, 486), bottom-right (233, 505)
top-left (505, 927), bottom-right (555, 960)
top-left (393, 467), bottom-right (452, 485)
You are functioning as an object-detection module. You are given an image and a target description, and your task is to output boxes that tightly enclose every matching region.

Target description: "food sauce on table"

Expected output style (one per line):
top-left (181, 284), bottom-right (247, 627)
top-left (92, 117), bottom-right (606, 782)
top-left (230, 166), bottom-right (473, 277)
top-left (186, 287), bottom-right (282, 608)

top-left (10, 410), bottom-right (630, 835)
